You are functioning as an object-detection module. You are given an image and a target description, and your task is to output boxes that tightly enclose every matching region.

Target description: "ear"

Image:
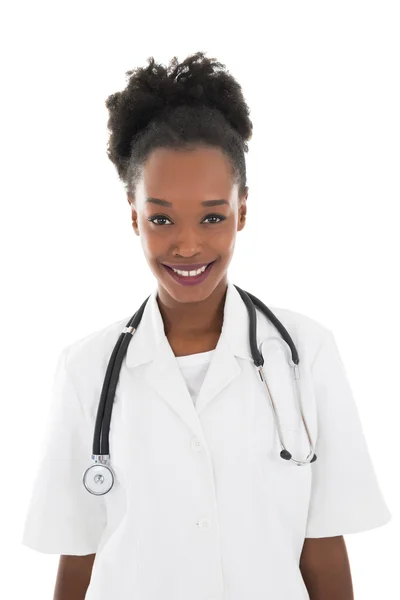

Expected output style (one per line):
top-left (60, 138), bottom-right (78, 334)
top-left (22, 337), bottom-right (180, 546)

top-left (127, 193), bottom-right (140, 237)
top-left (237, 188), bottom-right (248, 232)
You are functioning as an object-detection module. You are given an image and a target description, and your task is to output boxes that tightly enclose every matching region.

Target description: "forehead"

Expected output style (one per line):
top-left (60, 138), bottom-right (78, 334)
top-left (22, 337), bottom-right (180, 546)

top-left (141, 147), bottom-right (235, 195)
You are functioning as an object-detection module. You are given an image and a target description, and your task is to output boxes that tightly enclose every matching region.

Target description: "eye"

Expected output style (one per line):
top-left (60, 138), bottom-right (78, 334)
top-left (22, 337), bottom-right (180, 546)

top-left (203, 214), bottom-right (226, 224)
top-left (147, 214), bottom-right (227, 226)
top-left (147, 215), bottom-right (172, 226)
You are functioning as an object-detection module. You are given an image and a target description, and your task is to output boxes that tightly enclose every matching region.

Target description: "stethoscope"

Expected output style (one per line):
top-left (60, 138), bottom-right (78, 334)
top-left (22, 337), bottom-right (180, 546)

top-left (83, 285), bottom-right (317, 496)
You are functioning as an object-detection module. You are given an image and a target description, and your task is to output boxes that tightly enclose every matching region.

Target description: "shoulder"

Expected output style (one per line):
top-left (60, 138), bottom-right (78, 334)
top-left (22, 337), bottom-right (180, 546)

top-left (258, 304), bottom-right (332, 365)
top-left (62, 315), bottom-right (131, 382)
top-left (269, 305), bottom-right (331, 338)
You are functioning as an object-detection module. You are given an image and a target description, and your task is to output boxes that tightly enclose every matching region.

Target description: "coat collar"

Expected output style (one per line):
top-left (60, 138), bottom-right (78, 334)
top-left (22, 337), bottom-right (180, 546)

top-left (123, 279), bottom-right (278, 430)
top-left (125, 279), bottom-right (273, 369)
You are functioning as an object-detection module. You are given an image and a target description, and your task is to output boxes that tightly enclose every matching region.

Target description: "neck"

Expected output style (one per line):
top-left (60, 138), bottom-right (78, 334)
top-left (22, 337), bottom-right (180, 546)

top-left (156, 276), bottom-right (228, 340)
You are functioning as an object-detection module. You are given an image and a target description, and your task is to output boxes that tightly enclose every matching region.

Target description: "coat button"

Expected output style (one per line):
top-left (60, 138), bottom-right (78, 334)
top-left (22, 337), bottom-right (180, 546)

top-left (191, 437), bottom-right (202, 451)
top-left (197, 517), bottom-right (211, 529)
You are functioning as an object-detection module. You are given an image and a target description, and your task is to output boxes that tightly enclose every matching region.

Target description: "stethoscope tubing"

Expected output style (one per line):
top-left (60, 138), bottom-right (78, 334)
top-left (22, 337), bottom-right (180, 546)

top-left (93, 296), bottom-right (149, 456)
top-left (83, 285), bottom-right (317, 496)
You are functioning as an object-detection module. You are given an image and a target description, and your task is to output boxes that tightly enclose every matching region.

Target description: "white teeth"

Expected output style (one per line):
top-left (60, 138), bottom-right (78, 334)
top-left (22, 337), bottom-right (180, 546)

top-left (172, 265), bottom-right (208, 277)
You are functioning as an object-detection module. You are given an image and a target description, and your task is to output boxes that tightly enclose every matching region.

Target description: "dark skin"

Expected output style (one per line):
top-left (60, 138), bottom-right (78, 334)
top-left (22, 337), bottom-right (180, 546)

top-left (54, 146), bottom-right (354, 599)
top-left (300, 537), bottom-right (354, 599)
top-left (129, 146), bottom-right (248, 356)
top-left (54, 554), bottom-right (95, 600)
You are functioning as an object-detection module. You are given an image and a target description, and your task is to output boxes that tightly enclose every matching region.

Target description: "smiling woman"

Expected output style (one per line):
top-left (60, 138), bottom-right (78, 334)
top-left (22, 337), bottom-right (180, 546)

top-left (104, 51), bottom-right (252, 317)
top-left (131, 143), bottom-right (243, 306)
top-left (21, 50), bottom-right (391, 600)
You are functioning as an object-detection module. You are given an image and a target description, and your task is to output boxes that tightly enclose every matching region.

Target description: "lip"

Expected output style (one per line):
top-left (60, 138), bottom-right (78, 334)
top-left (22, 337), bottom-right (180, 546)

top-left (162, 261), bottom-right (215, 271)
top-left (162, 260), bottom-right (216, 286)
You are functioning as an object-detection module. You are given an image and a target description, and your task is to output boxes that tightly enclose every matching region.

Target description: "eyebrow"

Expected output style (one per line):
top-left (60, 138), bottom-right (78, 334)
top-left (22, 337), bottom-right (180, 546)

top-left (145, 197), bottom-right (229, 207)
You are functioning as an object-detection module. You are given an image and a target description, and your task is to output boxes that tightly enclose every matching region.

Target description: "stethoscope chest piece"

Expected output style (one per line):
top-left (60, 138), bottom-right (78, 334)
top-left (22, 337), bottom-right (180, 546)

top-left (83, 455), bottom-right (115, 495)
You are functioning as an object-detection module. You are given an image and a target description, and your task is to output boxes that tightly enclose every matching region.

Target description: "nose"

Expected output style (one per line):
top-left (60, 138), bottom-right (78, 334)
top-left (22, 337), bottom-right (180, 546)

top-left (171, 224), bottom-right (203, 256)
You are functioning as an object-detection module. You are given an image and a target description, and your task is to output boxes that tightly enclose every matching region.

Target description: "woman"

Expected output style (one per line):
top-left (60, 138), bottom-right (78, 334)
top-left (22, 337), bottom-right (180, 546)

top-left (21, 51), bottom-right (391, 600)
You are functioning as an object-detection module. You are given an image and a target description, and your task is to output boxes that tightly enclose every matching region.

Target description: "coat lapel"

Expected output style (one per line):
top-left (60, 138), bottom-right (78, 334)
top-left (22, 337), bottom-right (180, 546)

top-left (124, 280), bottom-right (276, 437)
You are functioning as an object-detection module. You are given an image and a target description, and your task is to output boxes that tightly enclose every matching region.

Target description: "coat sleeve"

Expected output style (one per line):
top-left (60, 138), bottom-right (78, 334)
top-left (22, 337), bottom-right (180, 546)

top-left (305, 328), bottom-right (392, 538)
top-left (21, 345), bottom-right (107, 554)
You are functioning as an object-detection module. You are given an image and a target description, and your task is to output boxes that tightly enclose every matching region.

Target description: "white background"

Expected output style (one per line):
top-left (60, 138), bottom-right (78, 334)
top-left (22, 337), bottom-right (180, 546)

top-left (2, 1), bottom-right (398, 597)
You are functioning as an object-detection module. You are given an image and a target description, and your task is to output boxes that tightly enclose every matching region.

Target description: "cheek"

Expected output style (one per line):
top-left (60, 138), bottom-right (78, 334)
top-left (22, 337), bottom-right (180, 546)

top-left (138, 227), bottom-right (165, 257)
top-left (213, 223), bottom-right (237, 253)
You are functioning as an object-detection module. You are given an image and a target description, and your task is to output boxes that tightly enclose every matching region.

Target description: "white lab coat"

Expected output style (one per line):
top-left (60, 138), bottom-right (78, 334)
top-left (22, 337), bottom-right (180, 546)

top-left (21, 280), bottom-right (391, 600)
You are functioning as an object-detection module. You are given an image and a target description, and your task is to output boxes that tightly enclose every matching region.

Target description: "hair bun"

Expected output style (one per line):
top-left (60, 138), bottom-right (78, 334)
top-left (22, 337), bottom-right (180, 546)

top-left (188, 83), bottom-right (204, 99)
top-left (105, 51), bottom-right (252, 198)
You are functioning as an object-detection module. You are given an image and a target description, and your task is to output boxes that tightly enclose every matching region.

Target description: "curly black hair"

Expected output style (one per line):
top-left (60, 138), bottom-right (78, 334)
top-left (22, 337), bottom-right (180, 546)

top-left (105, 51), bottom-right (253, 201)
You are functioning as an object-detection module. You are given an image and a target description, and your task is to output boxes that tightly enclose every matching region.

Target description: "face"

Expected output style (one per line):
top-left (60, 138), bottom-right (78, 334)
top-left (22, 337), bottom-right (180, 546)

top-left (128, 146), bottom-right (247, 304)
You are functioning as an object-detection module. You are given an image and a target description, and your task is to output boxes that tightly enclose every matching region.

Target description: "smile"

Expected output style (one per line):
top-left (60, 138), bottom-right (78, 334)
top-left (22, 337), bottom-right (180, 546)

top-left (162, 261), bottom-right (216, 286)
